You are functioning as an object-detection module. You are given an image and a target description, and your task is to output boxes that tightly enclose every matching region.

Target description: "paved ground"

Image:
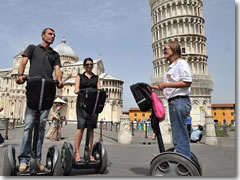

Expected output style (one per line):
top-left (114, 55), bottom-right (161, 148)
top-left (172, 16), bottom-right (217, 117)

top-left (0, 123), bottom-right (236, 177)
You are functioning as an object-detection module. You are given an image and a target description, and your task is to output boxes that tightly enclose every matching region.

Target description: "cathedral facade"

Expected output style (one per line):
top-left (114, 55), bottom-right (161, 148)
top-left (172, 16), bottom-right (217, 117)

top-left (148, 0), bottom-right (214, 125)
top-left (0, 39), bottom-right (124, 123)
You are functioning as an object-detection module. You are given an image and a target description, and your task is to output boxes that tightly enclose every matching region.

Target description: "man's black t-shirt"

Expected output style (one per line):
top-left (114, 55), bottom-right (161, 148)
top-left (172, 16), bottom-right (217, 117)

top-left (22, 44), bottom-right (62, 79)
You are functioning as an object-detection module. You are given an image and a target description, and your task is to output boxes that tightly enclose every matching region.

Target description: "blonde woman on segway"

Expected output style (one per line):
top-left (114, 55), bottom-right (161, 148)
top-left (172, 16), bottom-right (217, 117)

top-left (149, 41), bottom-right (192, 159)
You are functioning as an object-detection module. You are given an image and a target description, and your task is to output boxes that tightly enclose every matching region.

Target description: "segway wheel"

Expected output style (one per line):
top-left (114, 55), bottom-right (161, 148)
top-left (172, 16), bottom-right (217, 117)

top-left (61, 142), bottom-right (73, 176)
top-left (93, 142), bottom-right (108, 174)
top-left (166, 147), bottom-right (202, 175)
top-left (149, 152), bottom-right (201, 176)
top-left (46, 145), bottom-right (62, 176)
top-left (3, 145), bottom-right (16, 176)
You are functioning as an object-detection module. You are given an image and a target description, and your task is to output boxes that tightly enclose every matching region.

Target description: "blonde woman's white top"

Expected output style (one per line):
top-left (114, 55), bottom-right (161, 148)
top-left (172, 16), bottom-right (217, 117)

top-left (163, 59), bottom-right (192, 100)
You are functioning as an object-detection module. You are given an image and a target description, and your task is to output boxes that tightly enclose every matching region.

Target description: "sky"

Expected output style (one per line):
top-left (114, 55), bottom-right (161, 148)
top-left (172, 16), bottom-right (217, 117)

top-left (0, 0), bottom-right (236, 111)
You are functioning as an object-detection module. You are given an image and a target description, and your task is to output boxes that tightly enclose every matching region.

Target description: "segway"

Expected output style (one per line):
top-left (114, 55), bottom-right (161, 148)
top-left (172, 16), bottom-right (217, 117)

top-left (61, 88), bottom-right (108, 175)
top-left (130, 83), bottom-right (202, 176)
top-left (3, 77), bottom-right (62, 176)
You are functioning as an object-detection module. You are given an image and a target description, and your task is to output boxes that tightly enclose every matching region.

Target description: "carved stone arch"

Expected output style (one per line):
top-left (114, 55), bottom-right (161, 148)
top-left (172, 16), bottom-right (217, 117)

top-left (179, 18), bottom-right (184, 24)
top-left (176, 0), bottom-right (182, 6)
top-left (172, 1), bottom-right (177, 6)
top-left (167, 20), bottom-right (171, 26)
top-left (173, 37), bottom-right (179, 42)
top-left (180, 37), bottom-right (185, 42)
top-left (192, 100), bottom-right (200, 106)
top-left (202, 100), bottom-right (208, 106)
top-left (184, 17), bottom-right (189, 23)
top-left (173, 18), bottom-right (178, 25)
top-left (163, 39), bottom-right (168, 44)
top-left (193, 56), bottom-right (198, 62)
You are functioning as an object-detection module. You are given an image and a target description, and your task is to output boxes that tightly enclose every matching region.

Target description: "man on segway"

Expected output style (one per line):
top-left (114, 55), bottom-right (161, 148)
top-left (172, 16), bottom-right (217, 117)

top-left (16, 28), bottom-right (64, 172)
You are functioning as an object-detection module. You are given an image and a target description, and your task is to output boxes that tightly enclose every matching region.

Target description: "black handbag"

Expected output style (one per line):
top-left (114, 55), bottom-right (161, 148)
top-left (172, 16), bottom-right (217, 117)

top-left (26, 77), bottom-right (56, 110)
top-left (130, 82), bottom-right (152, 112)
top-left (80, 88), bottom-right (106, 115)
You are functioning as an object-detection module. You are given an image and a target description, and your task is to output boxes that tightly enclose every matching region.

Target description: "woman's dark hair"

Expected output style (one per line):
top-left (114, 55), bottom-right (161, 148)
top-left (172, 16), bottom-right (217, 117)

top-left (83, 57), bottom-right (94, 66)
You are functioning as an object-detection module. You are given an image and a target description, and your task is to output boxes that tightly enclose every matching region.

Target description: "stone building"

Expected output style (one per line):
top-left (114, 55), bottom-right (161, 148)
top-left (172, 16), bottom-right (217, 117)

top-left (0, 39), bottom-right (124, 123)
top-left (211, 104), bottom-right (235, 126)
top-left (148, 0), bottom-right (214, 125)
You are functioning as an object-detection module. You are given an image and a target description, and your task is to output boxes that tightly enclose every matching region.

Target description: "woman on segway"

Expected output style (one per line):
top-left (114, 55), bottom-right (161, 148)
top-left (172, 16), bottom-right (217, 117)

top-left (74, 57), bottom-right (101, 162)
top-left (149, 41), bottom-right (192, 159)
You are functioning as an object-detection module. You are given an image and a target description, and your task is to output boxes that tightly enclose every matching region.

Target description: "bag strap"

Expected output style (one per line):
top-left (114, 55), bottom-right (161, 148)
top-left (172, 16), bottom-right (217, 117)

top-left (139, 85), bottom-right (152, 98)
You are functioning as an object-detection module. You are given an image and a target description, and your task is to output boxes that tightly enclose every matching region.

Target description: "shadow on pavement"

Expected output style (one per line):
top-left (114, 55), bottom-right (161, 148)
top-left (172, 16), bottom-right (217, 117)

top-left (130, 167), bottom-right (149, 176)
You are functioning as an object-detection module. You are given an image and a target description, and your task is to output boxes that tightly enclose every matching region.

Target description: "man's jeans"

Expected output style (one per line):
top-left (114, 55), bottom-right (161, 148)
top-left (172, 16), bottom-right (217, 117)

top-left (18, 106), bottom-right (49, 163)
top-left (168, 97), bottom-right (192, 158)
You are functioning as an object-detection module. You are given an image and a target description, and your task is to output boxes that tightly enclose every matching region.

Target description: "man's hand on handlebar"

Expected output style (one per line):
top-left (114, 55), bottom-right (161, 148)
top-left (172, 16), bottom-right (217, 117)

top-left (57, 80), bottom-right (64, 89)
top-left (16, 75), bottom-right (27, 84)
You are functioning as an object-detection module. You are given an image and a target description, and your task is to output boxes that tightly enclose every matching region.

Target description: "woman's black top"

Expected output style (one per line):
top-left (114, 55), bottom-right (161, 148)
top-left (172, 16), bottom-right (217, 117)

top-left (76, 72), bottom-right (99, 129)
top-left (79, 72), bottom-right (98, 89)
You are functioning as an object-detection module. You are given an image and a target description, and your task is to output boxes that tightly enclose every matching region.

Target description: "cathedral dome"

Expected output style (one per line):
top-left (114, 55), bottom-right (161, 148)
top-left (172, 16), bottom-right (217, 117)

top-left (54, 38), bottom-right (78, 60)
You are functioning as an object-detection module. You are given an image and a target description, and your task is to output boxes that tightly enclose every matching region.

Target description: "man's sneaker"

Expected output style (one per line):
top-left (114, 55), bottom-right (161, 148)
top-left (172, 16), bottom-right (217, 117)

top-left (0, 143), bottom-right (4, 147)
top-left (19, 162), bottom-right (27, 172)
top-left (37, 162), bottom-right (45, 171)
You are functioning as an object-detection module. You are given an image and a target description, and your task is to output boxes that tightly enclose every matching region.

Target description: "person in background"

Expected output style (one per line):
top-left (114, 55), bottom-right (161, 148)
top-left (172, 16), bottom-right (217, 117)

top-left (187, 113), bottom-right (192, 139)
top-left (45, 103), bottom-right (63, 140)
top-left (191, 125), bottom-right (203, 143)
top-left (0, 97), bottom-right (5, 147)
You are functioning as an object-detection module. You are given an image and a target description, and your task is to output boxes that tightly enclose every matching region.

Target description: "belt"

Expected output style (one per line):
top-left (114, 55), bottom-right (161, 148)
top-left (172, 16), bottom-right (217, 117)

top-left (168, 95), bottom-right (189, 102)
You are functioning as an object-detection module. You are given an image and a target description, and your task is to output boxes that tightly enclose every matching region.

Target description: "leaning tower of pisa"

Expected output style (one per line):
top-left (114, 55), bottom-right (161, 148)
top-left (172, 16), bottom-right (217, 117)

top-left (148, 0), bottom-right (214, 125)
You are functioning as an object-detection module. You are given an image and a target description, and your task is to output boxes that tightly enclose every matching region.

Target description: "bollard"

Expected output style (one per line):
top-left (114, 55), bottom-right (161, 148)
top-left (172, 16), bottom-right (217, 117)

top-left (145, 122), bottom-right (148, 138)
top-left (5, 118), bottom-right (9, 140)
top-left (99, 121), bottom-right (103, 142)
top-left (131, 121), bottom-right (134, 136)
top-left (55, 119), bottom-right (60, 141)
top-left (116, 123), bottom-right (118, 133)
top-left (110, 121), bottom-right (113, 131)
top-left (118, 115), bottom-right (132, 144)
top-left (13, 119), bottom-right (16, 129)
top-left (205, 116), bottom-right (218, 145)
top-left (223, 125), bottom-right (228, 135)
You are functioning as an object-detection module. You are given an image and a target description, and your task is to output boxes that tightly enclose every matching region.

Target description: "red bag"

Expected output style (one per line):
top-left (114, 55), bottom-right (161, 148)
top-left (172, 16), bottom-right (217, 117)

top-left (151, 91), bottom-right (165, 121)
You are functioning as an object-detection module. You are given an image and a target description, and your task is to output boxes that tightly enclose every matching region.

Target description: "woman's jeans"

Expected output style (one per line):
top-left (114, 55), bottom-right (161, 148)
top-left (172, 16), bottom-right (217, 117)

top-left (168, 96), bottom-right (192, 158)
top-left (18, 106), bottom-right (49, 164)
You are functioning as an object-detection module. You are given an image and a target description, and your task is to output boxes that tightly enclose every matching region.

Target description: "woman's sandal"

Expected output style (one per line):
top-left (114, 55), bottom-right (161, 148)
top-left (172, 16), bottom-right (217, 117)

top-left (75, 152), bottom-right (81, 162)
top-left (90, 155), bottom-right (95, 162)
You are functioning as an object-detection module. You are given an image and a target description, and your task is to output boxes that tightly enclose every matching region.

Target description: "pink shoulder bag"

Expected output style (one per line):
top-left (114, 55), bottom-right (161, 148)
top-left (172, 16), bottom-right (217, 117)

top-left (151, 91), bottom-right (165, 121)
